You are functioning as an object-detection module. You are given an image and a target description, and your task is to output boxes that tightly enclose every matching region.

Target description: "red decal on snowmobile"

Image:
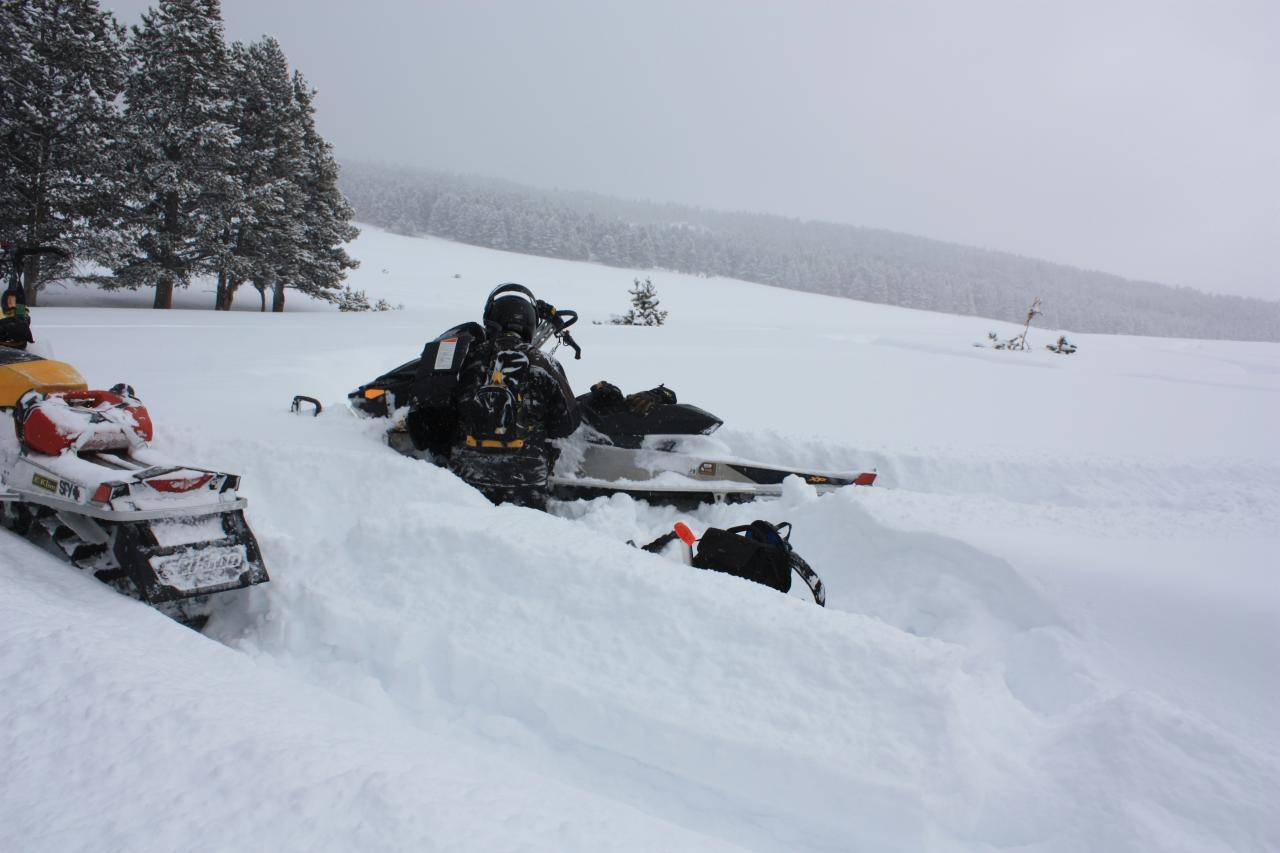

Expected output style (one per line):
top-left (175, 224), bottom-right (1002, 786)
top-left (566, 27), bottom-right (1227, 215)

top-left (145, 473), bottom-right (214, 493)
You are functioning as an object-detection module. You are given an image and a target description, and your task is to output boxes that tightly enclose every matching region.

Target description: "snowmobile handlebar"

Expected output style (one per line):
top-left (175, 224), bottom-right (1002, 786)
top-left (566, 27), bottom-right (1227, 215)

top-left (560, 330), bottom-right (582, 360)
top-left (533, 299), bottom-right (582, 360)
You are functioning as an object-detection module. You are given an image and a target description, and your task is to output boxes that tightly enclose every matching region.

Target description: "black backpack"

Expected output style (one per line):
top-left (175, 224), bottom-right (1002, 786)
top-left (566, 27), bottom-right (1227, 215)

top-left (691, 521), bottom-right (826, 606)
top-left (459, 342), bottom-right (532, 451)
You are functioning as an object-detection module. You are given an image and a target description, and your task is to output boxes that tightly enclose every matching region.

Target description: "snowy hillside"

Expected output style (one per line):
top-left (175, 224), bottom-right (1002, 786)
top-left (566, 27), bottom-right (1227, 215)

top-left (5, 226), bottom-right (1279, 852)
top-left (339, 162), bottom-right (1280, 342)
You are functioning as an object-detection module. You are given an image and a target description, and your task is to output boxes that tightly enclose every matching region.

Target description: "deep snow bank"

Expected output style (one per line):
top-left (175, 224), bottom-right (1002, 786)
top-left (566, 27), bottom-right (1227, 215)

top-left (219, 411), bottom-right (1277, 850)
top-left (4, 226), bottom-right (1278, 851)
top-left (0, 540), bottom-right (739, 853)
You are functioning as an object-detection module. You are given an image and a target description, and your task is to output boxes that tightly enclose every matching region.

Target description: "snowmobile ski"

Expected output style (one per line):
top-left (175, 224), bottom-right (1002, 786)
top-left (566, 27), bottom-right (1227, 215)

top-left (787, 551), bottom-right (826, 607)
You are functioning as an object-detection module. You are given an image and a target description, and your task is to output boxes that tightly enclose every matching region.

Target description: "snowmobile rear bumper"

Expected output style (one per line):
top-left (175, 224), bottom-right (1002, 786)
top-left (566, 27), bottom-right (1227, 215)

top-left (112, 509), bottom-right (268, 604)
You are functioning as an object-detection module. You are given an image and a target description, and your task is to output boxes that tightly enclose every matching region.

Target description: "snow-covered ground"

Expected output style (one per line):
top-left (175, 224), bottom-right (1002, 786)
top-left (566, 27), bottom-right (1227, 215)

top-left (4, 226), bottom-right (1277, 851)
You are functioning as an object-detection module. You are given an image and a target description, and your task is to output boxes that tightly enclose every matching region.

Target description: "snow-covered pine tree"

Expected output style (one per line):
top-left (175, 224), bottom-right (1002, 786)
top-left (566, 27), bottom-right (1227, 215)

top-left (113, 0), bottom-right (238, 309)
top-left (0, 0), bottom-right (127, 304)
top-left (611, 277), bottom-right (668, 326)
top-left (214, 36), bottom-right (305, 311)
top-left (276, 70), bottom-right (358, 311)
top-left (333, 285), bottom-right (370, 312)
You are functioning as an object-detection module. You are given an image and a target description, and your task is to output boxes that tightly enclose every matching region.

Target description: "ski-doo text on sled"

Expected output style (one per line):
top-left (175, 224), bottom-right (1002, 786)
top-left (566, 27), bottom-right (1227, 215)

top-left (343, 285), bottom-right (875, 506)
top-left (0, 247), bottom-right (268, 629)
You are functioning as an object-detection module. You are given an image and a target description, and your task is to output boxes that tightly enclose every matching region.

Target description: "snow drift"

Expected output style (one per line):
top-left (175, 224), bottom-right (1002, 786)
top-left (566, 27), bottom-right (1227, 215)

top-left (4, 226), bottom-right (1277, 851)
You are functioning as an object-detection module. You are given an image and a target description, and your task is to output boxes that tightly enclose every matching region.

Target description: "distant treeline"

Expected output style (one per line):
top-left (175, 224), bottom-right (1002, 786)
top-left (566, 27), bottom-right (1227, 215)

top-left (1, 0), bottom-right (357, 310)
top-left (341, 161), bottom-right (1280, 342)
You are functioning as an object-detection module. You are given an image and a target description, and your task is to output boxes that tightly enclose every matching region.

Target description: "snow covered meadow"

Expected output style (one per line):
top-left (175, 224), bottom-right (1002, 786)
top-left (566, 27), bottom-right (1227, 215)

top-left (3, 226), bottom-right (1278, 851)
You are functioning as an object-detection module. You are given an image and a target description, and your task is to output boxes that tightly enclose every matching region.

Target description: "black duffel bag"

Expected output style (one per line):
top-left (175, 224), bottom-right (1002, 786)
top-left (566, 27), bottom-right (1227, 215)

top-left (692, 520), bottom-right (796, 594)
top-left (642, 520), bottom-right (826, 605)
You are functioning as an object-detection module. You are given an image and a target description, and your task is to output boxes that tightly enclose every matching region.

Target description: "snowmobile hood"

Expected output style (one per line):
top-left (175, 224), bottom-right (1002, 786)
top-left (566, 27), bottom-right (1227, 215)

top-left (0, 348), bottom-right (87, 408)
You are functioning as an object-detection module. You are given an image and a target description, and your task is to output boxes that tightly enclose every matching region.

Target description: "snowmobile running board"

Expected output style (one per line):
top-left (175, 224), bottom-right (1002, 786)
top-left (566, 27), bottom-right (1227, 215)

top-left (555, 471), bottom-right (875, 504)
top-left (550, 470), bottom-right (876, 507)
top-left (551, 441), bottom-right (876, 506)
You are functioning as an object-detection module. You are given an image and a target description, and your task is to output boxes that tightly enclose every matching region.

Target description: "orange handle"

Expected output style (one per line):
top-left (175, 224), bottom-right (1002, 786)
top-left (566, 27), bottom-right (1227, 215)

top-left (673, 522), bottom-right (696, 546)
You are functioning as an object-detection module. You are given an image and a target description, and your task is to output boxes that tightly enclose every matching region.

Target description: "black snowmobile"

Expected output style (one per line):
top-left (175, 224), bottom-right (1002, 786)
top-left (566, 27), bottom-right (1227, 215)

top-left (345, 284), bottom-right (876, 505)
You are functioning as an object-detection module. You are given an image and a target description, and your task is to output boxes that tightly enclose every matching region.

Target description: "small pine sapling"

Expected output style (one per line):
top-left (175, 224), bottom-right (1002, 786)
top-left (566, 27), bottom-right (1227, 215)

top-left (334, 286), bottom-right (372, 312)
top-left (610, 277), bottom-right (668, 326)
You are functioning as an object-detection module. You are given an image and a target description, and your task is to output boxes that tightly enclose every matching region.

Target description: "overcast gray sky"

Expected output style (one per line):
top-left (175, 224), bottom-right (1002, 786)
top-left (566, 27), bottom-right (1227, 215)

top-left (103, 0), bottom-right (1279, 299)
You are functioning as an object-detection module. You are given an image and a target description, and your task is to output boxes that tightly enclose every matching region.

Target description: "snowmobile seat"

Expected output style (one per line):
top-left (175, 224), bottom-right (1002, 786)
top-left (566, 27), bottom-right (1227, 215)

top-left (18, 389), bottom-right (154, 456)
top-left (577, 383), bottom-right (723, 448)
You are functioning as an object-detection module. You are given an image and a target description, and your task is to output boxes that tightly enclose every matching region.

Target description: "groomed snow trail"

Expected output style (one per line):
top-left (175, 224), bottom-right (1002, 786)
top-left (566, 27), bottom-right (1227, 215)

top-left (3, 227), bottom-right (1276, 851)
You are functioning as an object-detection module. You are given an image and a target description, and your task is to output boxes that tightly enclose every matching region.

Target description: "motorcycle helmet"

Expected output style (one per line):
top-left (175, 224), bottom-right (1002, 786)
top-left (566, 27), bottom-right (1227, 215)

top-left (483, 283), bottom-right (538, 342)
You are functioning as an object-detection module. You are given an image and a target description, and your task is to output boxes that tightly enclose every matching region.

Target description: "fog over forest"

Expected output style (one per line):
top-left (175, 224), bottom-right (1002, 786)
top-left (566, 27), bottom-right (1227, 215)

top-left (95, 0), bottom-right (1279, 306)
top-left (342, 162), bottom-right (1280, 342)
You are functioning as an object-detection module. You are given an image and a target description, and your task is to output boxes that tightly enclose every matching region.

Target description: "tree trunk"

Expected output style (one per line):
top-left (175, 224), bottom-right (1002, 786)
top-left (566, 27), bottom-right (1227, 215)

top-left (256, 282), bottom-right (266, 312)
top-left (21, 256), bottom-right (41, 307)
top-left (154, 273), bottom-right (174, 309)
top-left (155, 189), bottom-right (179, 309)
top-left (271, 279), bottom-right (285, 313)
top-left (25, 143), bottom-right (49, 307)
top-left (215, 274), bottom-right (242, 311)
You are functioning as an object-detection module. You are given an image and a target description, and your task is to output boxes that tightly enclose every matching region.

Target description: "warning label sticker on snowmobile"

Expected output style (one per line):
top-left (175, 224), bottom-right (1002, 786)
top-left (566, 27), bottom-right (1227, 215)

top-left (31, 473), bottom-right (57, 492)
top-left (434, 338), bottom-right (458, 370)
top-left (150, 544), bottom-right (249, 590)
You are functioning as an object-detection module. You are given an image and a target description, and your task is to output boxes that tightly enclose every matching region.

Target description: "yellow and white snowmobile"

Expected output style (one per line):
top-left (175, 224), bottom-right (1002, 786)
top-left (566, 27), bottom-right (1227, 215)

top-left (0, 248), bottom-right (268, 630)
